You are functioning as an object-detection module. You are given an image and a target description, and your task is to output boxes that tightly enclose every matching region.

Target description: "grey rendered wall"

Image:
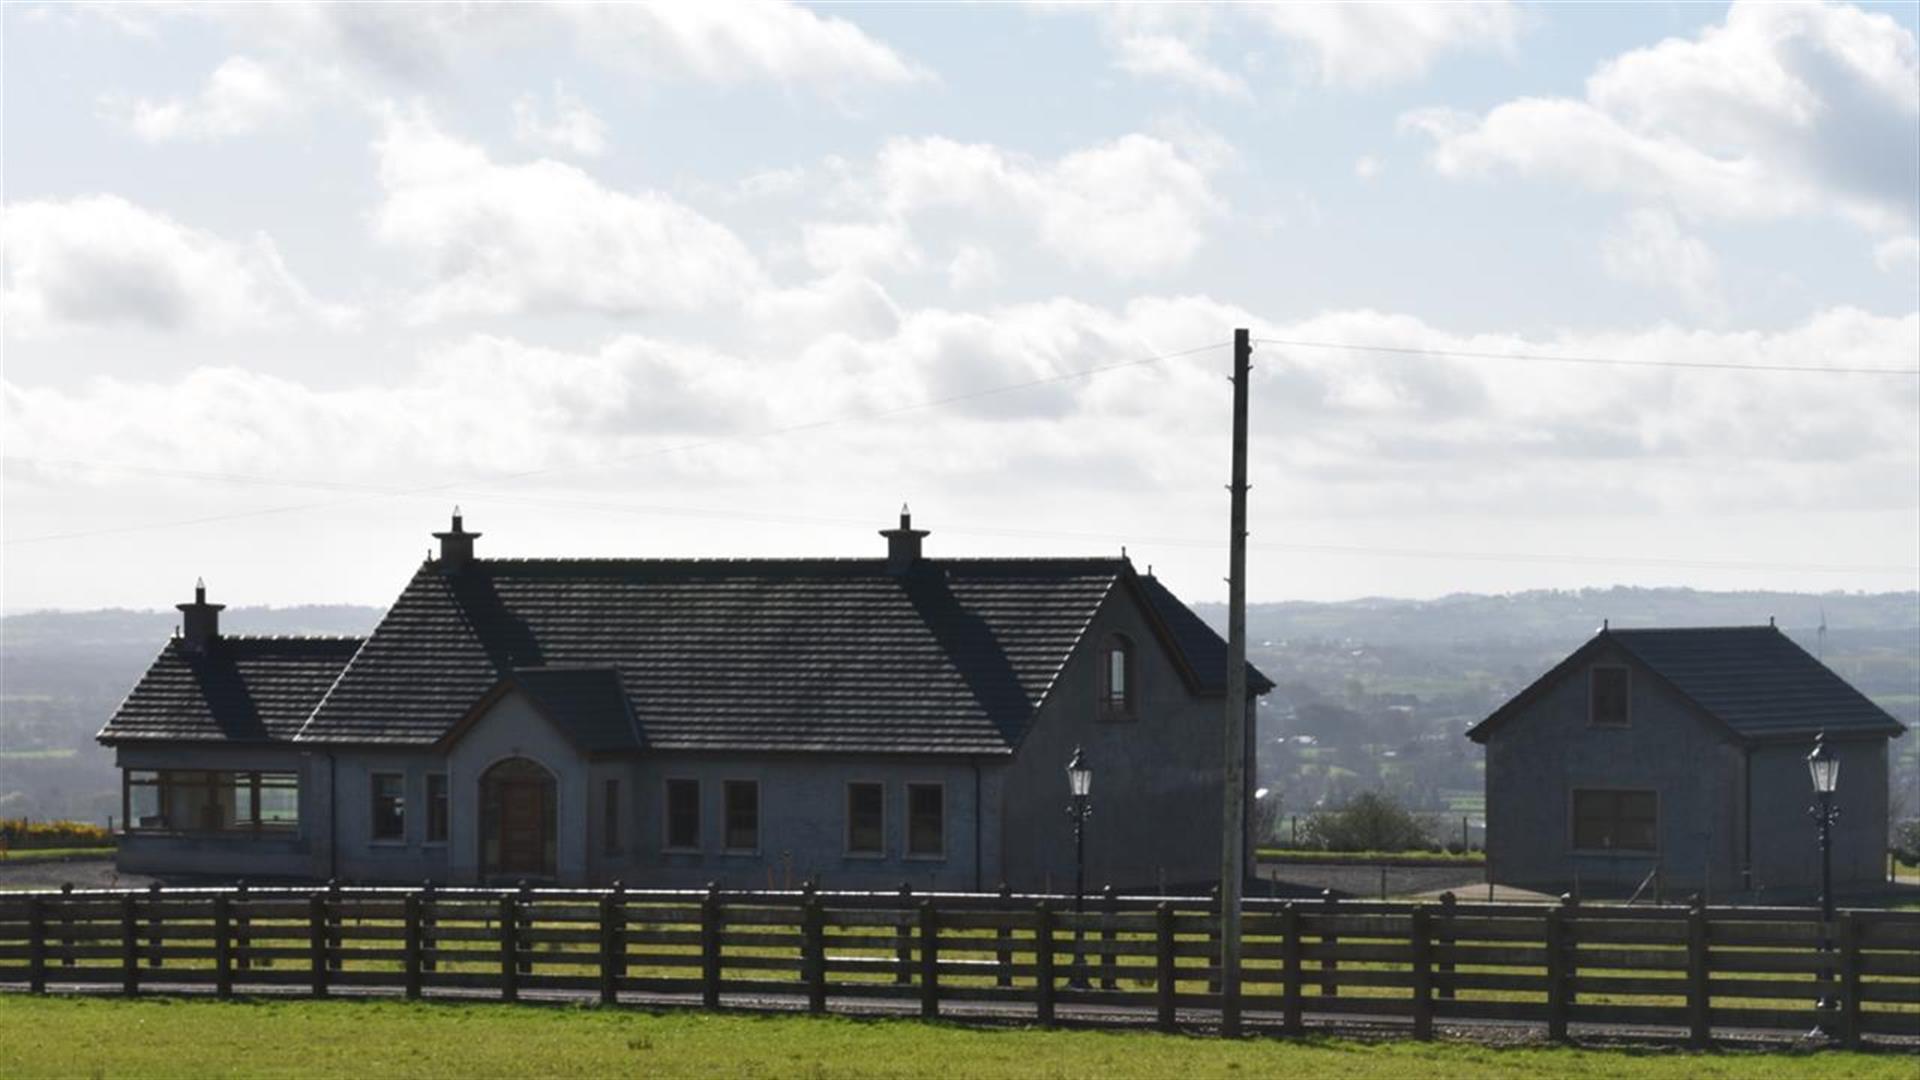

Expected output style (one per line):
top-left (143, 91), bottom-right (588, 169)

top-left (1483, 644), bottom-right (1745, 894)
top-left (441, 690), bottom-right (590, 884)
top-left (617, 754), bottom-right (1000, 892)
top-left (1746, 737), bottom-right (1889, 893)
top-left (998, 584), bottom-right (1243, 893)
top-left (111, 742), bottom-right (317, 880)
top-left (325, 747), bottom-right (452, 883)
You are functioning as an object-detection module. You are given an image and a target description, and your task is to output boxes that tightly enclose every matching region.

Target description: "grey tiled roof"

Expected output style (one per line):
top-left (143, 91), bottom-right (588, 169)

top-left (1137, 574), bottom-right (1276, 696)
top-left (98, 636), bottom-right (363, 743)
top-left (505, 667), bottom-right (643, 754)
top-left (1470, 625), bottom-right (1905, 743)
top-left (1607, 626), bottom-right (1905, 740)
top-left (295, 557), bottom-right (1175, 753)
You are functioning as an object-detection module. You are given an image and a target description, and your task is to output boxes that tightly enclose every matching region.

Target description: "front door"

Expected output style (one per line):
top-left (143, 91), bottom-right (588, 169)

top-left (497, 780), bottom-right (546, 876)
top-left (480, 757), bottom-right (556, 880)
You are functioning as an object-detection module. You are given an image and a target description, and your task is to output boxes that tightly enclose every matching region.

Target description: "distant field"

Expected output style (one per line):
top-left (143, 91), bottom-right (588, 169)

top-left (0, 997), bottom-right (1911, 1080)
top-left (0, 748), bottom-right (78, 761)
top-left (1258, 848), bottom-right (1485, 865)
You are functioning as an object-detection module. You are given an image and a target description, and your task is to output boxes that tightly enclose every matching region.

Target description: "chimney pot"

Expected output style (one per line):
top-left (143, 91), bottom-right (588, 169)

top-left (880, 504), bottom-right (930, 575)
top-left (177, 579), bottom-right (225, 653)
top-left (433, 508), bottom-right (482, 574)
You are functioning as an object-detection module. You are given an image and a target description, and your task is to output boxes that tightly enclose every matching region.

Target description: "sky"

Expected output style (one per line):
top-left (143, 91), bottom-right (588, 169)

top-left (3, 1), bottom-right (1918, 613)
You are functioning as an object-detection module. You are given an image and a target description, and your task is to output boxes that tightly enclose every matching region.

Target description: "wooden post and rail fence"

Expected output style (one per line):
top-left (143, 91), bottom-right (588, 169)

top-left (2, 885), bottom-right (1915, 1045)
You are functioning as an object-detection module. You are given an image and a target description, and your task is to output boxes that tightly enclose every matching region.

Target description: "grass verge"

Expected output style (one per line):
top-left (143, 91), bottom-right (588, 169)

top-left (0, 996), bottom-right (1910, 1079)
top-left (0, 846), bottom-right (116, 864)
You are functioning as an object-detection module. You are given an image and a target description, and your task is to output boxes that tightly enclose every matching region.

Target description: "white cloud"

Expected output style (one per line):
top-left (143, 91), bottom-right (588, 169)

top-left (1405, 2), bottom-right (1919, 237)
top-left (1111, 33), bottom-right (1251, 99)
top-left (1354, 155), bottom-right (1382, 181)
top-left (371, 108), bottom-right (763, 322)
top-left (875, 134), bottom-right (1225, 277)
top-left (2, 195), bottom-right (352, 335)
top-left (1600, 209), bottom-right (1723, 315)
top-left (140, 2), bottom-right (925, 92)
top-left (10, 296), bottom-right (1912, 517)
top-left (1874, 235), bottom-right (1920, 273)
top-left (511, 83), bottom-right (607, 158)
top-left (561, 3), bottom-right (928, 91)
top-left (1253, 2), bottom-right (1521, 89)
top-left (112, 55), bottom-right (296, 142)
top-left (1059, 2), bottom-right (1514, 96)
top-left (947, 246), bottom-right (999, 291)
top-left (800, 221), bottom-right (921, 276)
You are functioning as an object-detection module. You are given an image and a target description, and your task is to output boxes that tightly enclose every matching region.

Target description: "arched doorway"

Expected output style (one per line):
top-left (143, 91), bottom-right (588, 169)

top-left (480, 757), bottom-right (556, 880)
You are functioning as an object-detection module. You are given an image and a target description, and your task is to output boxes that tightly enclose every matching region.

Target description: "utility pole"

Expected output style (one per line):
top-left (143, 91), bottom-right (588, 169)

top-left (1219, 327), bottom-right (1251, 1036)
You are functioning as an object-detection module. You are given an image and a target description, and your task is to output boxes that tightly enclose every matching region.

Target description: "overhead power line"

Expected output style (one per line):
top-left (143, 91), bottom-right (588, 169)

top-left (6, 331), bottom-right (1917, 560)
top-left (1251, 337), bottom-right (1920, 376)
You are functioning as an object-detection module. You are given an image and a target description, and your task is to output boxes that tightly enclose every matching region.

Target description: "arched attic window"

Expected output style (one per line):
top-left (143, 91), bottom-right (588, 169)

top-left (1100, 634), bottom-right (1135, 720)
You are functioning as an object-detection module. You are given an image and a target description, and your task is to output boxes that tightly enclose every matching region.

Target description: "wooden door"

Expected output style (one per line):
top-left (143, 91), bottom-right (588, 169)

top-left (497, 780), bottom-right (547, 875)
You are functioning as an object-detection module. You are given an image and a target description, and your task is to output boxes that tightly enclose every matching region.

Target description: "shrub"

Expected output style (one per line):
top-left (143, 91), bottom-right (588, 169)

top-left (1299, 791), bottom-right (1434, 853)
top-left (0, 818), bottom-right (113, 849)
top-left (1892, 819), bottom-right (1920, 866)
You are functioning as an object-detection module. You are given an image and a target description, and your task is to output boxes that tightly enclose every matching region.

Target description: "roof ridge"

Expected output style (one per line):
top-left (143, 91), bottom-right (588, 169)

top-left (218, 634), bottom-right (366, 643)
top-left (1609, 624), bottom-right (1778, 633)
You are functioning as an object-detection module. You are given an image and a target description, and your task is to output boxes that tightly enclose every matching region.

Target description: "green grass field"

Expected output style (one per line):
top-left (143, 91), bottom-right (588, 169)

top-left (0, 996), bottom-right (1910, 1079)
top-left (0, 845), bottom-right (116, 864)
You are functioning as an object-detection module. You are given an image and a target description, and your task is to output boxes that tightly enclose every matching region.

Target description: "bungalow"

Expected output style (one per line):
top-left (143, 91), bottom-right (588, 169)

top-left (1468, 624), bottom-right (1905, 898)
top-left (99, 510), bottom-right (1270, 889)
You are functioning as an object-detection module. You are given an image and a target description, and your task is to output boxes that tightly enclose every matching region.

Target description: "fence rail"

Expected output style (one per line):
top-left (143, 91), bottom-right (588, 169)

top-left (2, 884), bottom-right (1916, 1046)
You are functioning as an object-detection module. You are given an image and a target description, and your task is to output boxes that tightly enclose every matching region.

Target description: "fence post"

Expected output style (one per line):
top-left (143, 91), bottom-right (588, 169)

top-left (596, 891), bottom-right (617, 1006)
top-left (516, 880), bottom-right (533, 977)
top-left (121, 893), bottom-right (139, 996)
top-left (421, 880), bottom-right (438, 974)
top-left (1281, 901), bottom-right (1303, 1035)
top-left (1685, 895), bottom-right (1708, 1049)
top-left (308, 892), bottom-right (329, 997)
top-left (403, 893), bottom-right (423, 1001)
top-left (895, 882), bottom-right (913, 985)
top-left (803, 883), bottom-right (826, 1014)
top-left (995, 882), bottom-right (1013, 989)
top-left (1545, 900), bottom-right (1569, 1042)
top-left (604, 880), bottom-right (626, 1006)
top-left (59, 883), bottom-right (74, 969)
top-left (1100, 884), bottom-right (1118, 991)
top-left (701, 883), bottom-right (722, 1010)
top-left (1560, 893), bottom-right (1579, 1010)
top-left (235, 880), bottom-right (251, 973)
top-left (1035, 901), bottom-right (1056, 1027)
top-left (1155, 901), bottom-right (1176, 1033)
top-left (146, 881), bottom-right (163, 969)
top-left (1207, 884), bottom-right (1222, 994)
top-left (213, 894), bottom-right (233, 998)
top-left (1410, 904), bottom-right (1434, 1041)
top-left (919, 900), bottom-right (939, 1019)
top-left (326, 879), bottom-right (342, 972)
top-left (499, 894), bottom-right (519, 1003)
top-left (27, 896), bottom-right (46, 994)
top-left (1319, 890), bottom-right (1338, 998)
top-left (1837, 911), bottom-right (1861, 1051)
top-left (1436, 891), bottom-right (1456, 1002)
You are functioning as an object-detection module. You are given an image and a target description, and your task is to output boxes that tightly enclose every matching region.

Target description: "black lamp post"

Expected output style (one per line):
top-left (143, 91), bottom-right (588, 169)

top-left (1065, 746), bottom-right (1093, 990)
top-left (1806, 731), bottom-right (1841, 1023)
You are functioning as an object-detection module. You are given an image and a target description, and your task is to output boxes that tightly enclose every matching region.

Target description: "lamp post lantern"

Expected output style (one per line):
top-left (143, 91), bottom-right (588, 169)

top-left (1806, 731), bottom-right (1841, 1026)
top-left (1065, 746), bottom-right (1093, 990)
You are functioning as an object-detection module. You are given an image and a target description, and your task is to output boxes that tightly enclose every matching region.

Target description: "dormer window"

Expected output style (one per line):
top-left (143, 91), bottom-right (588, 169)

top-left (1101, 634), bottom-right (1135, 720)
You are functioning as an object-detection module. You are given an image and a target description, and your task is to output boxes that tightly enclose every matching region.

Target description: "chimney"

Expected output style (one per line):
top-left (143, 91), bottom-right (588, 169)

top-left (880, 504), bottom-right (929, 575)
top-left (177, 578), bottom-right (225, 653)
top-left (433, 506), bottom-right (481, 574)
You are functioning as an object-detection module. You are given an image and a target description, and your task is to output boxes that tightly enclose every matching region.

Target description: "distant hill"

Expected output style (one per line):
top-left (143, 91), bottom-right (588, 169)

top-left (1, 590), bottom-right (1913, 826)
